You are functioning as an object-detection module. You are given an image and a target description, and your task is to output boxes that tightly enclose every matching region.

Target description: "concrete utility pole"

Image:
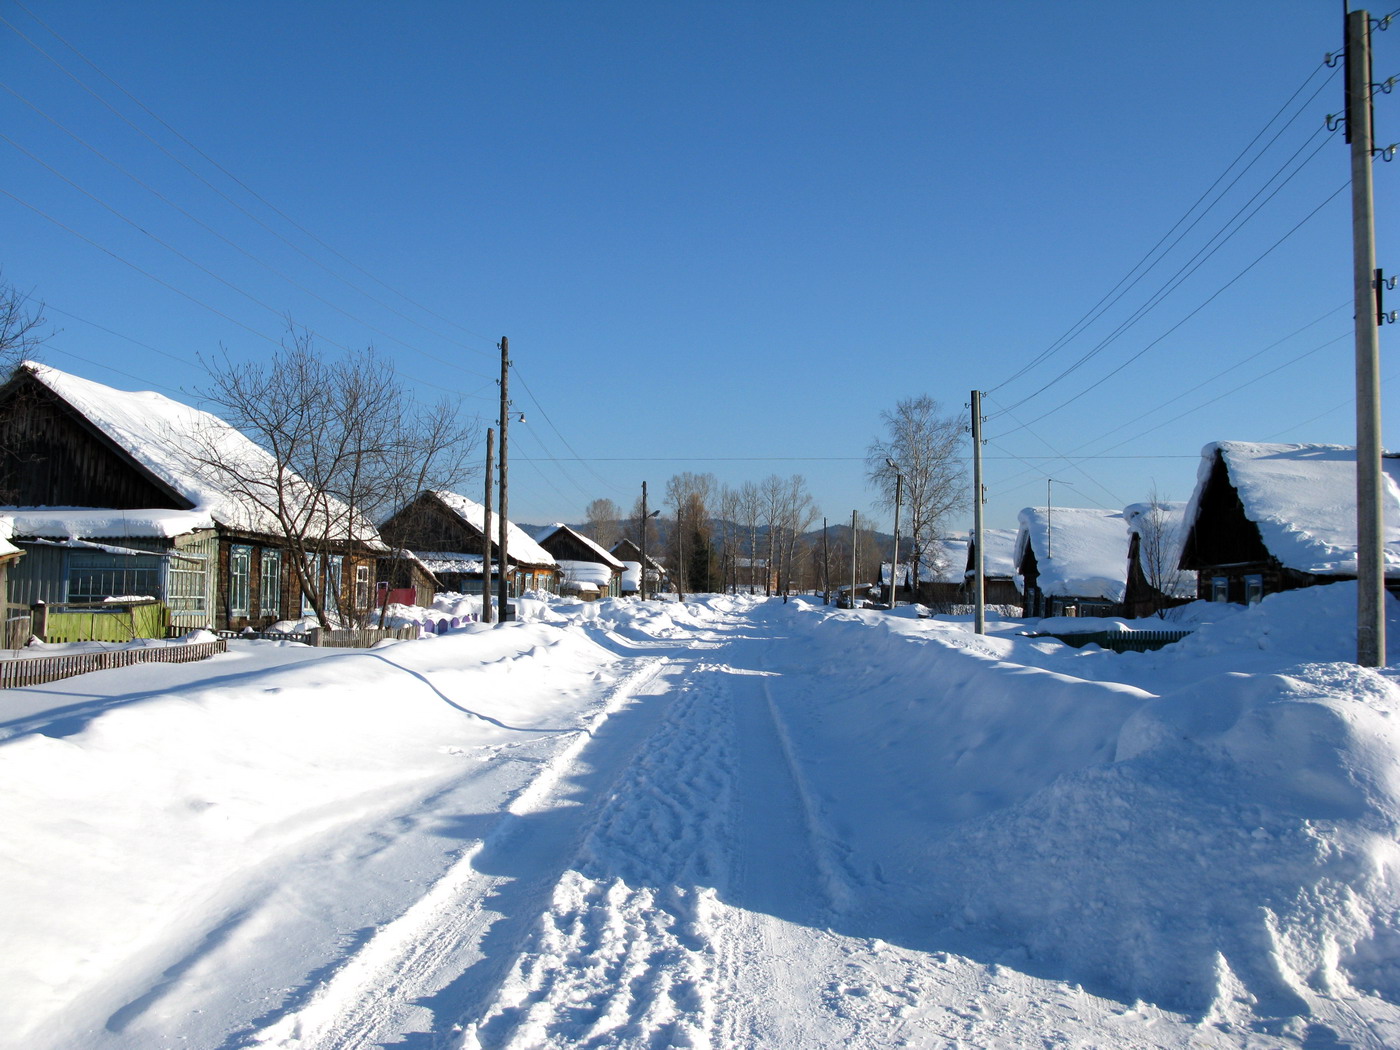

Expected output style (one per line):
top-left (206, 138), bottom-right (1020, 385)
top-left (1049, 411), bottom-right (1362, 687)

top-left (482, 427), bottom-right (495, 623)
top-left (971, 390), bottom-right (986, 635)
top-left (1347, 9), bottom-right (1386, 666)
top-left (497, 338), bottom-right (512, 621)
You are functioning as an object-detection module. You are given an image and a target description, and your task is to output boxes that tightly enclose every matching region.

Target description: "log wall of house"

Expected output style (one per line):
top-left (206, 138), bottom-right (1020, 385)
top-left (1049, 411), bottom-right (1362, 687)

top-left (0, 382), bottom-right (188, 509)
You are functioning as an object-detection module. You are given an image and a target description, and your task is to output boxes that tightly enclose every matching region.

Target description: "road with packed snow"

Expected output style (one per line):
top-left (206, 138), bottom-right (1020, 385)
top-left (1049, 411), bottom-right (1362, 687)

top-left (9, 592), bottom-right (1400, 1049)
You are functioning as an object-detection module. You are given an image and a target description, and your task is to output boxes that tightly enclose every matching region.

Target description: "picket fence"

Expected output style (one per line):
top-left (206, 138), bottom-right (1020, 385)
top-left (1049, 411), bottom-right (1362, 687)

top-left (0, 639), bottom-right (229, 689)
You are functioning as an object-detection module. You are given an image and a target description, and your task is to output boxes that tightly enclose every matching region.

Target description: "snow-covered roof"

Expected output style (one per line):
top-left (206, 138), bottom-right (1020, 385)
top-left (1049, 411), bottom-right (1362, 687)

top-left (1123, 500), bottom-right (1195, 598)
top-left (965, 527), bottom-right (1020, 580)
top-left (535, 523), bottom-right (625, 571)
top-left (1183, 442), bottom-right (1400, 577)
top-left (426, 491), bottom-right (556, 567)
top-left (556, 559), bottom-right (615, 586)
top-left (11, 363), bottom-right (383, 547)
top-left (0, 513), bottom-right (21, 559)
top-left (1015, 506), bottom-right (1131, 602)
top-left (881, 535), bottom-right (969, 587)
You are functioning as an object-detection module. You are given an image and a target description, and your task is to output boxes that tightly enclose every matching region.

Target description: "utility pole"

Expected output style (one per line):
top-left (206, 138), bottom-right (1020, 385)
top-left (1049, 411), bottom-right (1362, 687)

top-left (822, 517), bottom-right (830, 604)
top-left (482, 427), bottom-right (495, 623)
top-left (885, 459), bottom-right (902, 610)
top-left (850, 509), bottom-right (858, 608)
top-left (497, 337), bottom-right (511, 621)
top-left (971, 389), bottom-right (986, 635)
top-left (640, 480), bottom-right (650, 601)
top-left (1347, 9), bottom-right (1386, 666)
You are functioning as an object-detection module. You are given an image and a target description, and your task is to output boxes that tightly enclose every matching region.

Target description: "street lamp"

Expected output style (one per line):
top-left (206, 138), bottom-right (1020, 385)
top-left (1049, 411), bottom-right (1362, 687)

top-left (886, 457), bottom-right (904, 609)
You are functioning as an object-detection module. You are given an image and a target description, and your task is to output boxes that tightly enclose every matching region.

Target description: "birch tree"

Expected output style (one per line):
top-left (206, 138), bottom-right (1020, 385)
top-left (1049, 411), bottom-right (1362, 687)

top-left (867, 396), bottom-right (967, 593)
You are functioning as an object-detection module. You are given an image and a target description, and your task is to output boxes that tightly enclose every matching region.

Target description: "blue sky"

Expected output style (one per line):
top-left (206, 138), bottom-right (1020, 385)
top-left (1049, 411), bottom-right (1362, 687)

top-left (0, 1), bottom-right (1394, 534)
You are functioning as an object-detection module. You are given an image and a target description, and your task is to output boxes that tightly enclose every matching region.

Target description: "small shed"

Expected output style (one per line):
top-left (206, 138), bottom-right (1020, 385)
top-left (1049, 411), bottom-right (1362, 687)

top-left (961, 527), bottom-right (1023, 607)
top-left (1015, 506), bottom-right (1131, 618)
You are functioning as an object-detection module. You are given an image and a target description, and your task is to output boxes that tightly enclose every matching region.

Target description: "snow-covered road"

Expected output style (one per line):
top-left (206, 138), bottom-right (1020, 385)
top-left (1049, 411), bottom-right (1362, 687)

top-left (9, 591), bottom-right (1400, 1048)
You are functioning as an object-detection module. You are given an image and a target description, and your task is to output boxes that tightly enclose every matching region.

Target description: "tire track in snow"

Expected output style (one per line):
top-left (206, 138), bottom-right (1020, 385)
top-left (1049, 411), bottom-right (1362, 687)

top-left (460, 661), bottom-right (735, 1049)
top-left (242, 652), bottom-right (676, 1050)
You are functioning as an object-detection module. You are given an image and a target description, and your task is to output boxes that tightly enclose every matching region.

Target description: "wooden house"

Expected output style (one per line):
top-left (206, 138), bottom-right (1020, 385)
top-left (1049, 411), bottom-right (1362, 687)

top-left (609, 538), bottom-right (667, 597)
top-left (535, 523), bottom-right (624, 599)
top-left (1179, 441), bottom-right (1400, 604)
top-left (1122, 501), bottom-right (1196, 617)
top-left (1014, 506), bottom-right (1131, 618)
top-left (880, 535), bottom-right (968, 608)
top-left (0, 362), bottom-right (385, 632)
top-left (375, 549), bottom-right (440, 609)
top-left (961, 527), bottom-right (1023, 607)
top-left (377, 490), bottom-right (558, 598)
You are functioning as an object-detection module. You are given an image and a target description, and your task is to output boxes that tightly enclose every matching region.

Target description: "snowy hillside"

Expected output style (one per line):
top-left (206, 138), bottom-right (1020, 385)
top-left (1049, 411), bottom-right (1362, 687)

top-left (3, 587), bottom-right (1400, 1047)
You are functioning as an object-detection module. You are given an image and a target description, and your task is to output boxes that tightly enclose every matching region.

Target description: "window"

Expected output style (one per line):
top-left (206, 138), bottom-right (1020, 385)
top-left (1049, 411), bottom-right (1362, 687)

top-left (1211, 576), bottom-right (1229, 603)
top-left (260, 549), bottom-right (282, 620)
top-left (166, 553), bottom-right (208, 614)
top-left (229, 545), bottom-right (252, 617)
top-left (67, 553), bottom-right (162, 603)
top-left (355, 564), bottom-right (370, 609)
top-left (1244, 574), bottom-right (1263, 605)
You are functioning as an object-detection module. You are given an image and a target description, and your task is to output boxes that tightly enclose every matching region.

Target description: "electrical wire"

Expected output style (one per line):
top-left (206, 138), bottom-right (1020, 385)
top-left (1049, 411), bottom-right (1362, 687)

top-left (989, 59), bottom-right (1337, 395)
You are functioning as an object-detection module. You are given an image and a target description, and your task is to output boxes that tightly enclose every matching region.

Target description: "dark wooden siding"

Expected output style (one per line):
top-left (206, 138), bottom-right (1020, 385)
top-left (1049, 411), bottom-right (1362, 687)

top-left (0, 376), bottom-right (191, 509)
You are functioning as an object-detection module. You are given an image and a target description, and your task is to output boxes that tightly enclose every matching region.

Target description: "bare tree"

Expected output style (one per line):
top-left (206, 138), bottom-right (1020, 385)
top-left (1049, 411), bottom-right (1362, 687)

top-left (1137, 488), bottom-right (1188, 618)
top-left (736, 481), bottom-right (763, 595)
top-left (666, 471), bottom-right (717, 598)
top-left (867, 396), bottom-right (967, 592)
top-left (0, 274), bottom-right (46, 371)
top-left (195, 329), bottom-right (478, 627)
top-left (585, 497), bottom-right (622, 548)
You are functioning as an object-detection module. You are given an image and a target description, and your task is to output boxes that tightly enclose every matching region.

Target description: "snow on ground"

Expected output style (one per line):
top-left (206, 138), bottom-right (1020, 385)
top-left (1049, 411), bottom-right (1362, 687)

top-left (4, 586), bottom-right (1400, 1047)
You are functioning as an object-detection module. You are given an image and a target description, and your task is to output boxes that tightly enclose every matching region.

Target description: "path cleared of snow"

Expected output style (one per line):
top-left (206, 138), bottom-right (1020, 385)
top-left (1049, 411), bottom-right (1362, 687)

top-left (5, 586), bottom-right (1400, 1047)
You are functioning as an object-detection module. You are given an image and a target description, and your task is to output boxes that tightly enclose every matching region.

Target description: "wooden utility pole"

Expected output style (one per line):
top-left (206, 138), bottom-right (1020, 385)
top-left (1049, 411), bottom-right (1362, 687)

top-left (971, 389), bottom-right (986, 635)
top-left (850, 509), bottom-right (858, 608)
top-left (1347, 9), bottom-right (1386, 666)
top-left (497, 338), bottom-right (511, 621)
top-left (822, 517), bottom-right (830, 604)
top-left (640, 480), bottom-right (650, 601)
top-left (482, 427), bottom-right (495, 623)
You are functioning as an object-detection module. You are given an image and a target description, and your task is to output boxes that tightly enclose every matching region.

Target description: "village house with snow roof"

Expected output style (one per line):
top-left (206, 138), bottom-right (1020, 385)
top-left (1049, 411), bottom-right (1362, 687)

top-left (535, 523), bottom-right (625, 600)
top-left (377, 490), bottom-right (558, 598)
top-left (609, 537), bottom-right (667, 597)
top-left (0, 362), bottom-right (385, 633)
top-left (1179, 441), bottom-right (1400, 605)
top-left (961, 527), bottom-right (1023, 608)
top-left (1122, 500), bottom-right (1196, 618)
top-left (880, 535), bottom-right (967, 608)
top-left (1014, 506), bottom-right (1132, 618)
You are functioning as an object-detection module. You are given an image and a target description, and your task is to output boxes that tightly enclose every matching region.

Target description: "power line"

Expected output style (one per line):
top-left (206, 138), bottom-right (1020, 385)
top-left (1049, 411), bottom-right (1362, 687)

top-left (989, 59), bottom-right (1337, 395)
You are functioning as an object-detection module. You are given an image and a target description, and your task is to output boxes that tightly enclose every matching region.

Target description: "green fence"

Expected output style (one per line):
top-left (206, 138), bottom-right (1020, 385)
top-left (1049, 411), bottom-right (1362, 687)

top-left (32, 600), bottom-right (170, 644)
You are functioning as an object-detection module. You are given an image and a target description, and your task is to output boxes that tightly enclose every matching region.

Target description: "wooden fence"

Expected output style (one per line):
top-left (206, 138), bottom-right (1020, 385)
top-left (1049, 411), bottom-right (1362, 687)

top-left (212, 625), bottom-right (420, 647)
top-left (0, 639), bottom-right (229, 689)
top-left (1031, 629), bottom-right (1192, 654)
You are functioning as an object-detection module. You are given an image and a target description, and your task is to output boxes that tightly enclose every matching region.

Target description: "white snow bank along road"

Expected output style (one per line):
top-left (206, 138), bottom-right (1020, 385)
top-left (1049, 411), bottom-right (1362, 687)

top-left (0, 621), bottom-right (648, 1049)
top-left (731, 586), bottom-right (1400, 1044)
